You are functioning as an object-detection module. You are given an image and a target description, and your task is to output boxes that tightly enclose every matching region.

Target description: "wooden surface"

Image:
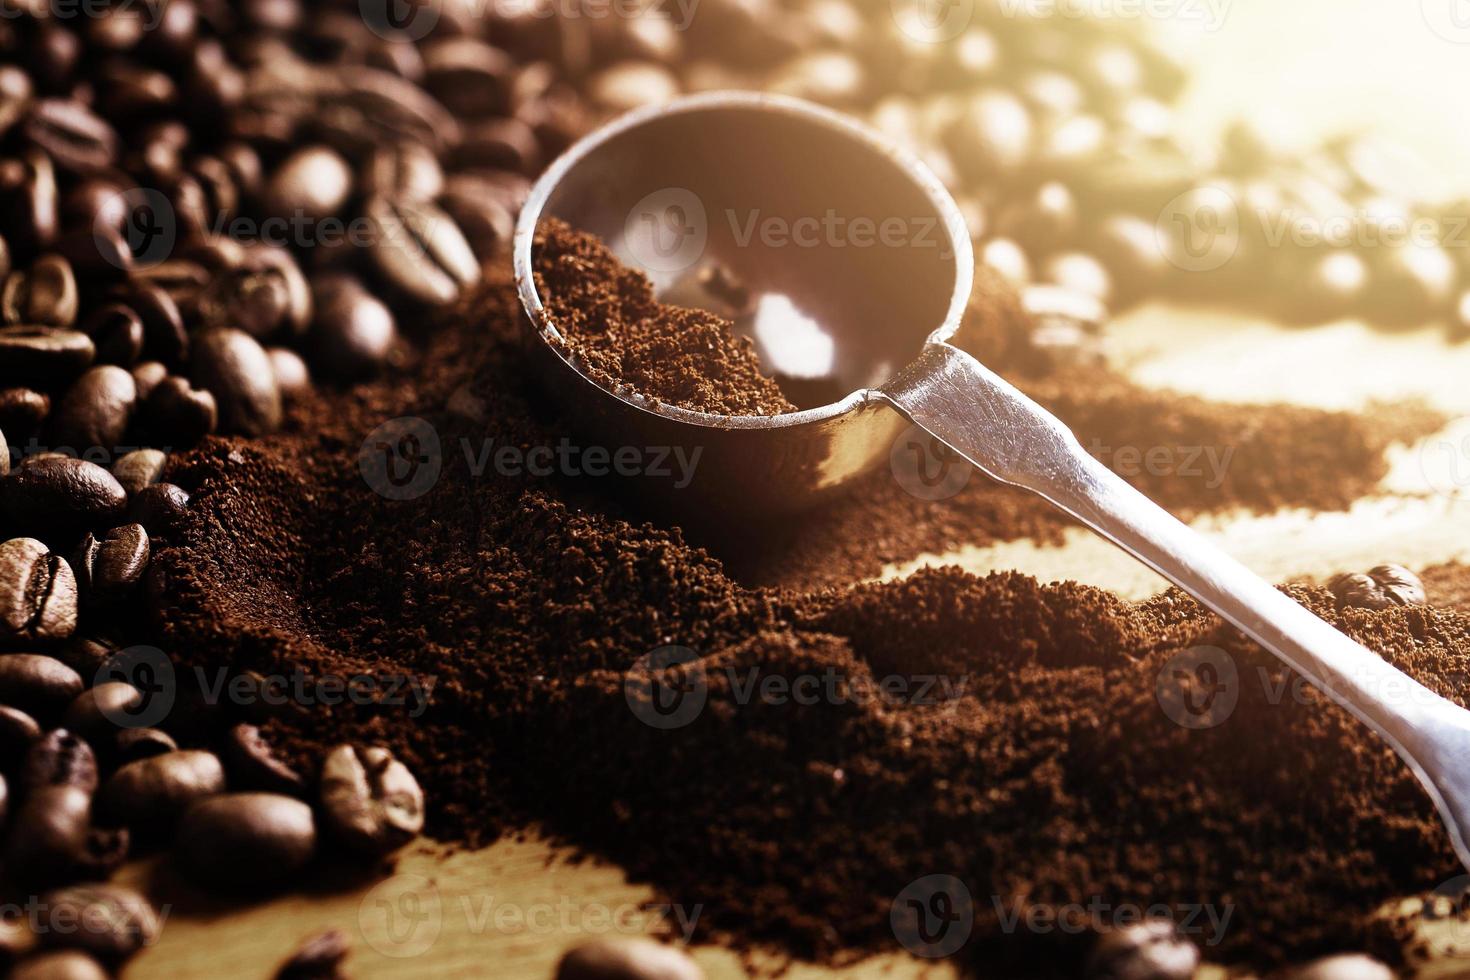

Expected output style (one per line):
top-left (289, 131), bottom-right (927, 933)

top-left (114, 305), bottom-right (1470, 978)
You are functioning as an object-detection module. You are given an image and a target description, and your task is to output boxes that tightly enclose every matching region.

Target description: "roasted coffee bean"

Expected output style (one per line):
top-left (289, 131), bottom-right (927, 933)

top-left (422, 37), bottom-right (514, 118)
top-left (188, 155), bottom-right (240, 224)
top-left (72, 523), bottom-right (150, 600)
top-left (556, 938), bottom-right (704, 980)
top-left (0, 63), bottom-right (31, 138)
top-left (1328, 564), bottom-right (1426, 611)
top-left (37, 884), bottom-right (159, 963)
top-left (54, 226), bottom-right (131, 281)
top-left (365, 195), bottom-right (479, 306)
top-left (190, 328), bottom-right (282, 436)
top-left (314, 66), bottom-right (460, 157)
top-left (1364, 241), bottom-right (1458, 330)
top-left (127, 482), bottom-right (189, 539)
top-left (1, 457), bottom-right (128, 534)
top-left (4, 785), bottom-right (92, 886)
top-left (1042, 252), bottom-right (1113, 306)
top-left (110, 449), bottom-right (166, 497)
top-left (143, 376), bottom-right (217, 448)
top-left (275, 928), bottom-right (350, 980)
top-left (196, 265), bottom-right (294, 340)
top-left (979, 237), bottom-right (1032, 286)
top-left (112, 282), bottom-right (187, 366)
top-left (73, 823), bottom-right (130, 879)
top-left (362, 141), bottom-right (443, 202)
top-left (111, 727), bottom-right (176, 767)
top-left (130, 361), bottom-right (167, 402)
top-left (0, 655), bottom-right (84, 722)
top-left (1280, 953), bottom-right (1394, 979)
top-left (23, 729), bottom-right (98, 793)
top-left (0, 326), bottom-right (94, 386)
top-left (47, 366), bottom-right (137, 457)
top-left (310, 275), bottom-right (397, 380)
top-left (0, 387), bottom-right (49, 436)
top-left (438, 174), bottom-right (520, 259)
top-left (265, 145), bottom-right (353, 221)
top-left (2, 254), bottom-right (78, 328)
top-left (10, 950), bottom-right (109, 980)
top-left (944, 90), bottom-right (1033, 183)
top-left (0, 703), bottom-right (41, 764)
top-left (0, 150), bottom-right (59, 258)
top-left (248, 245), bottom-right (314, 336)
top-left (99, 749), bottom-right (225, 829)
top-left (588, 61), bottom-right (682, 113)
top-left (451, 117), bottom-right (540, 175)
top-left (176, 792), bottom-right (316, 887)
top-left (78, 305), bottom-right (144, 367)
top-left (62, 179), bottom-right (131, 236)
top-left (0, 537), bottom-right (78, 642)
top-left (62, 683), bottom-right (145, 744)
top-left (24, 100), bottom-right (119, 175)
top-left (267, 348), bottom-right (311, 400)
top-left (52, 637), bottom-right (114, 679)
top-left (226, 723), bottom-right (306, 796)
top-left (1085, 919), bottom-right (1200, 980)
top-left (319, 744), bottom-right (424, 854)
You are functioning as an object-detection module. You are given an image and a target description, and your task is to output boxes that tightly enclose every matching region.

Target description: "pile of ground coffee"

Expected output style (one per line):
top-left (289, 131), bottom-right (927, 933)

top-left (534, 220), bottom-right (797, 417)
top-left (150, 254), bottom-right (1464, 974)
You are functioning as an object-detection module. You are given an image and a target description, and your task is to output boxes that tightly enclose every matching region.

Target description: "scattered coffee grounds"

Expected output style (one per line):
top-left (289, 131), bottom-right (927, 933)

top-left (150, 254), bottom-right (1467, 974)
top-left (533, 219), bottom-right (798, 417)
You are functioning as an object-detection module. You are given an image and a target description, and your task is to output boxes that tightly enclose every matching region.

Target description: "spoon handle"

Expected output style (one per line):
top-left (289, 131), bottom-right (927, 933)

top-left (880, 342), bottom-right (1470, 872)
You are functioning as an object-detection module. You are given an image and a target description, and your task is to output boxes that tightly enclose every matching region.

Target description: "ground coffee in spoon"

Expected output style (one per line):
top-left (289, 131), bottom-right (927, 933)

top-left (149, 246), bottom-right (1463, 976)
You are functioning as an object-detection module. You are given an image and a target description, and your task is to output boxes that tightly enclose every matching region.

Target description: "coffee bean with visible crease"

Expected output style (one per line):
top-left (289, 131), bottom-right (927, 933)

top-left (78, 304), bottom-right (144, 366)
top-left (2, 254), bottom-right (78, 328)
top-left (23, 729), bottom-right (98, 793)
top-left (100, 748), bottom-right (224, 829)
top-left (423, 38), bottom-right (514, 118)
top-left (62, 179), bottom-right (130, 236)
top-left (196, 266), bottom-right (292, 339)
top-left (0, 326), bottom-right (94, 386)
top-left (24, 100), bottom-right (119, 175)
top-left (319, 744), bottom-right (424, 855)
top-left (310, 274), bottom-right (397, 380)
top-left (451, 117), bottom-right (540, 175)
top-left (275, 928), bottom-right (350, 980)
top-left (556, 938), bottom-right (704, 980)
top-left (0, 655), bottom-right (83, 722)
top-left (313, 67), bottom-right (460, 157)
top-left (176, 792), bottom-right (317, 887)
top-left (1085, 919), bottom-right (1200, 980)
top-left (438, 177), bottom-right (517, 260)
top-left (1, 457), bottom-right (127, 534)
top-left (0, 537), bottom-right (78, 643)
top-left (10, 951), bottom-right (109, 980)
top-left (4, 785), bottom-right (91, 886)
top-left (363, 142), bottom-right (443, 205)
top-left (111, 726), bottom-right (176, 766)
top-left (1329, 564), bottom-right (1426, 610)
top-left (0, 424), bottom-right (7, 477)
top-left (143, 376), bottom-right (218, 449)
top-left (0, 704), bottom-right (42, 761)
top-left (111, 449), bottom-right (166, 497)
top-left (190, 328), bottom-right (282, 435)
top-left (37, 884), bottom-right (159, 964)
top-left (72, 523), bottom-right (150, 600)
top-left (62, 683), bottom-right (144, 745)
top-left (47, 366), bottom-right (137, 457)
top-left (0, 150), bottom-right (59, 257)
top-left (226, 723), bottom-right (306, 796)
top-left (128, 483), bottom-right (188, 539)
top-left (366, 195), bottom-right (479, 306)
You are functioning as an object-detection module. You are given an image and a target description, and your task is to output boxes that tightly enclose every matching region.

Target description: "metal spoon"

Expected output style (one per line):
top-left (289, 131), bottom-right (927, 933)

top-left (513, 91), bottom-right (1470, 872)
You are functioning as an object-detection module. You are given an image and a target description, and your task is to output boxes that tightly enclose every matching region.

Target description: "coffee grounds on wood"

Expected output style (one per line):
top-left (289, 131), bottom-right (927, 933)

top-left (533, 219), bottom-right (798, 417)
top-left (150, 254), bottom-right (1463, 974)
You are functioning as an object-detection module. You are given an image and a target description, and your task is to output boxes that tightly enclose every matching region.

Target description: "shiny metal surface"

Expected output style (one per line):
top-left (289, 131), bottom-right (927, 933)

top-left (514, 94), bottom-right (1470, 871)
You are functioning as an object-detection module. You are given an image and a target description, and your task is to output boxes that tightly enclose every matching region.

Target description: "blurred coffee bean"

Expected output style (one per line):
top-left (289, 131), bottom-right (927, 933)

top-left (24, 100), bottom-right (118, 175)
top-left (1043, 252), bottom-right (1113, 306)
top-left (48, 366), bottom-right (137, 456)
top-left (365, 195), bottom-right (479, 306)
top-left (72, 523), bottom-right (150, 600)
top-left (78, 305), bottom-right (145, 367)
top-left (362, 141), bottom-right (443, 202)
top-left (128, 483), bottom-right (189, 539)
top-left (130, 361), bottom-right (167, 402)
top-left (0, 537), bottom-right (78, 642)
top-left (196, 265), bottom-right (293, 339)
top-left (188, 155), bottom-right (241, 224)
top-left (226, 723), bottom-right (306, 796)
top-left (144, 376), bottom-right (218, 448)
top-left (99, 749), bottom-right (225, 829)
top-left (944, 90), bottom-right (1033, 184)
top-left (1037, 113), bottom-right (1108, 174)
top-left (0, 704), bottom-right (42, 762)
top-left (0, 150), bottom-right (59, 258)
top-left (587, 61), bottom-right (680, 114)
top-left (73, 822), bottom-right (130, 879)
top-left (1091, 214), bottom-right (1172, 307)
top-left (0, 655), bottom-right (84, 722)
top-left (54, 637), bottom-right (115, 679)
top-left (979, 238), bottom-right (1032, 287)
top-left (438, 174), bottom-right (521, 259)
top-left (23, 729), bottom-right (98, 794)
top-left (319, 744), bottom-right (424, 855)
top-left (112, 726), bottom-right (177, 766)
top-left (422, 38), bottom-right (514, 118)
top-left (10, 951), bottom-right (110, 980)
top-left (1085, 919), bottom-right (1199, 980)
top-left (1328, 564), bottom-right (1426, 610)
top-left (310, 275), bottom-right (397, 381)
top-left (1287, 250), bottom-right (1369, 324)
top-left (998, 181), bottom-right (1078, 254)
top-left (0, 64), bottom-right (32, 138)
top-left (1, 457), bottom-right (128, 534)
top-left (451, 117), bottom-right (540, 175)
top-left (768, 52), bottom-right (864, 106)
top-left (275, 928), bottom-right (350, 980)
top-left (3, 255), bottom-right (78, 328)
top-left (0, 387), bottom-right (49, 436)
top-left (62, 180), bottom-right (130, 237)
top-left (1364, 241), bottom-right (1457, 329)
top-left (265, 146), bottom-right (353, 222)
top-left (190, 328), bottom-right (283, 436)
top-left (313, 66), bottom-right (460, 158)
top-left (176, 792), bottom-right (317, 887)
top-left (4, 784), bottom-right (91, 886)
top-left (1022, 284), bottom-right (1109, 334)
top-left (112, 282), bottom-right (188, 366)
top-left (556, 938), bottom-right (704, 980)
top-left (62, 682), bottom-right (147, 745)
top-left (267, 348), bottom-right (311, 400)
top-left (1279, 954), bottom-right (1394, 980)
top-left (111, 449), bottom-right (166, 497)
top-left (93, 62), bottom-right (177, 122)
top-left (37, 884), bottom-right (159, 964)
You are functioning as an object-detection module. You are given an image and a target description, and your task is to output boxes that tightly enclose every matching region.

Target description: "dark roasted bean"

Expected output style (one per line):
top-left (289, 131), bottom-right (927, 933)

top-left (0, 537), bottom-right (78, 643)
top-left (176, 792), bottom-right (317, 887)
top-left (127, 482), bottom-right (189, 539)
top-left (24, 100), bottom-right (119, 175)
top-left (47, 366), bottom-right (137, 457)
top-left (1, 457), bottom-right (128, 534)
top-left (1329, 564), bottom-right (1427, 610)
top-left (0, 704), bottom-right (42, 761)
top-left (365, 195), bottom-right (479, 306)
top-left (0, 149), bottom-right (59, 257)
top-left (111, 726), bottom-right (177, 766)
top-left (362, 141), bottom-right (443, 202)
top-left (0, 655), bottom-right (84, 722)
top-left (2, 254), bottom-right (78, 328)
top-left (99, 749), bottom-right (225, 829)
top-left (267, 348), bottom-right (311, 400)
top-left (450, 118), bottom-right (540, 175)
top-left (0, 387), bottom-right (49, 437)
top-left (111, 282), bottom-right (188, 365)
top-left (189, 327), bottom-right (282, 435)
top-left (310, 274), bottom-right (397, 380)
top-left (73, 823), bottom-right (130, 879)
top-left (4, 785), bottom-right (91, 886)
top-left (62, 683), bottom-right (146, 744)
top-left (78, 305), bottom-right (145, 366)
top-left (10, 951), bottom-right (110, 980)
top-left (129, 361), bottom-right (167, 402)
top-left (143, 376), bottom-right (217, 448)
top-left (37, 884), bottom-right (159, 964)
top-left (275, 929), bottom-right (350, 980)
top-left (110, 449), bottom-right (166, 497)
top-left (422, 38), bottom-right (514, 119)
top-left (319, 744), bottom-right (424, 855)
top-left (22, 729), bottom-right (98, 793)
top-left (72, 523), bottom-right (150, 600)
top-left (226, 722), bottom-right (305, 796)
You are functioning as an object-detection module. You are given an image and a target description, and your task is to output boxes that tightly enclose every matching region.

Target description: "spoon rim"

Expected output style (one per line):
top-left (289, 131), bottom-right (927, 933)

top-left (512, 90), bottom-right (975, 431)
